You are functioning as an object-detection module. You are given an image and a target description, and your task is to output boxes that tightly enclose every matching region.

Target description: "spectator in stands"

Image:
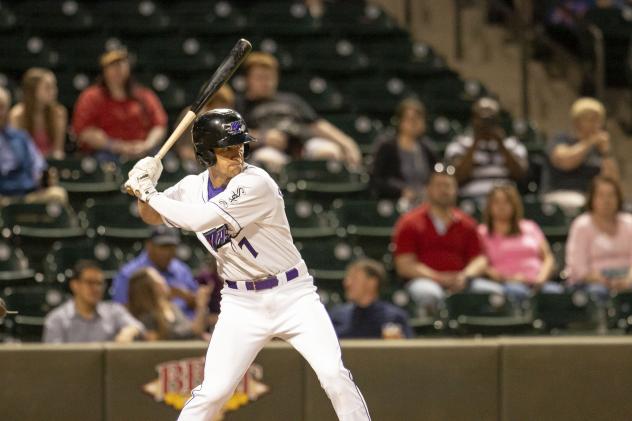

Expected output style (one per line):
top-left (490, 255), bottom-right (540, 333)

top-left (446, 97), bottom-right (528, 201)
top-left (543, 97), bottom-right (619, 214)
top-left (43, 260), bottom-right (144, 343)
top-left (127, 267), bottom-right (211, 340)
top-left (329, 258), bottom-right (412, 339)
top-left (9, 67), bottom-right (67, 158)
top-left (565, 176), bottom-right (632, 302)
top-left (235, 52), bottom-right (361, 171)
top-left (174, 85), bottom-right (235, 173)
top-left (478, 184), bottom-right (562, 301)
top-left (112, 226), bottom-right (199, 319)
top-left (71, 49), bottom-right (167, 161)
top-left (393, 166), bottom-right (487, 316)
top-left (193, 255), bottom-right (223, 329)
top-left (371, 98), bottom-right (438, 206)
top-left (0, 87), bottom-right (67, 205)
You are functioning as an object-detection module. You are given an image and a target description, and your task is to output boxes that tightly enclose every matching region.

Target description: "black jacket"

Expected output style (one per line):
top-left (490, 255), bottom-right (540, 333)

top-left (370, 132), bottom-right (439, 199)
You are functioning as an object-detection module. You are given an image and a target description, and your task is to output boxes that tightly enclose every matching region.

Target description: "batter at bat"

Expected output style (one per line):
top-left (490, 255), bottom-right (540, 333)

top-left (124, 109), bottom-right (371, 421)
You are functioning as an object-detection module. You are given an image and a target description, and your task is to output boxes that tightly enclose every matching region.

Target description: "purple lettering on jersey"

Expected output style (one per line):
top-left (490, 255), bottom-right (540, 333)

top-left (238, 237), bottom-right (258, 258)
top-left (204, 224), bottom-right (231, 251)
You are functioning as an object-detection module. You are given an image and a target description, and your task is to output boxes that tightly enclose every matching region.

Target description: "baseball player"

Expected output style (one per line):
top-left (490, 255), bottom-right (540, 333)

top-left (125, 109), bottom-right (371, 421)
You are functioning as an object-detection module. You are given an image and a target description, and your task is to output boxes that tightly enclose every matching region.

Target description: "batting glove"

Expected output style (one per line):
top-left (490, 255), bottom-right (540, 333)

top-left (125, 170), bottom-right (158, 203)
top-left (129, 157), bottom-right (163, 186)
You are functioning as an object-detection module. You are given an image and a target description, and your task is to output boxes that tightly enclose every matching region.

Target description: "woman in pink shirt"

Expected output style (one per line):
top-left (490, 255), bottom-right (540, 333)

top-left (565, 176), bottom-right (632, 301)
top-left (478, 185), bottom-right (561, 301)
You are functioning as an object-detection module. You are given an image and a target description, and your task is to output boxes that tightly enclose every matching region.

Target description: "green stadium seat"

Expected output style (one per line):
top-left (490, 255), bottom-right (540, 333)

top-left (15, 1), bottom-right (94, 34)
top-left (49, 36), bottom-right (123, 73)
top-left (91, 1), bottom-right (172, 35)
top-left (47, 156), bottom-right (121, 194)
top-left (1, 202), bottom-right (84, 239)
top-left (608, 292), bottom-right (632, 331)
top-left (295, 237), bottom-right (357, 291)
top-left (278, 74), bottom-right (346, 114)
top-left (284, 199), bottom-right (338, 240)
top-left (81, 197), bottom-right (152, 242)
top-left (532, 291), bottom-right (602, 332)
top-left (0, 34), bottom-right (61, 71)
top-left (2, 285), bottom-right (67, 341)
top-left (0, 240), bottom-right (35, 285)
top-left (168, 1), bottom-right (248, 35)
top-left (136, 73), bottom-right (187, 115)
top-left (522, 197), bottom-right (569, 241)
top-left (342, 75), bottom-right (412, 117)
top-left (322, 2), bottom-right (400, 36)
top-left (332, 199), bottom-right (401, 238)
top-left (320, 113), bottom-right (383, 154)
top-left (280, 160), bottom-right (369, 203)
top-left (0, 4), bottom-right (20, 33)
top-left (249, 2), bottom-right (322, 35)
top-left (445, 292), bottom-right (532, 335)
top-left (290, 37), bottom-right (370, 75)
top-left (43, 238), bottom-right (125, 284)
top-left (128, 36), bottom-right (217, 74)
top-left (364, 37), bottom-right (450, 77)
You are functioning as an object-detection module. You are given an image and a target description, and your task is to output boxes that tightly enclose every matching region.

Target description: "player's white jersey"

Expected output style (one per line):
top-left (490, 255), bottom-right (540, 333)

top-left (161, 164), bottom-right (302, 281)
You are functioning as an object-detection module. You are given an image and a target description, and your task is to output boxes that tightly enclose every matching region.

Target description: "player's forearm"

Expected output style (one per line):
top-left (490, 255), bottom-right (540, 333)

top-left (138, 200), bottom-right (165, 225)
top-left (147, 193), bottom-right (225, 232)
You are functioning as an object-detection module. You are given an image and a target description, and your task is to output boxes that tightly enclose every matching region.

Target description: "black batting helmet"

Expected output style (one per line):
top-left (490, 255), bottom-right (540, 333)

top-left (191, 108), bottom-right (256, 167)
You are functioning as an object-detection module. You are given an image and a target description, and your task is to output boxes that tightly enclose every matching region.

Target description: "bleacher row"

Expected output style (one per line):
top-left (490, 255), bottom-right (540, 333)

top-left (1, 0), bottom-right (624, 342)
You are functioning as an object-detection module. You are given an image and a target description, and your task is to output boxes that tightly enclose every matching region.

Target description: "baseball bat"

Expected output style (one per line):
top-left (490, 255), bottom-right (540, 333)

top-left (154, 38), bottom-right (252, 160)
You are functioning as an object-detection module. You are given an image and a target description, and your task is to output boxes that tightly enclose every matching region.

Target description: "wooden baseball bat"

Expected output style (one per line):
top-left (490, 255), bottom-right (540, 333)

top-left (155, 38), bottom-right (252, 160)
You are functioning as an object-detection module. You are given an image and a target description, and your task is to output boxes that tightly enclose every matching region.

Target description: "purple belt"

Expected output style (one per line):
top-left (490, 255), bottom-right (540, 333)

top-left (225, 267), bottom-right (299, 291)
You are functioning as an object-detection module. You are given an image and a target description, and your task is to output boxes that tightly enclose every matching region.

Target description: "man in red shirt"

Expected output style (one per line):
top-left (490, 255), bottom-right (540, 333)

top-left (71, 49), bottom-right (167, 161)
top-left (393, 167), bottom-right (487, 316)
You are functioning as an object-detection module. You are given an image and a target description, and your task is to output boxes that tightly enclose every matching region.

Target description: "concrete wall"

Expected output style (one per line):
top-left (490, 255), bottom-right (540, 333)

top-left (2, 338), bottom-right (632, 421)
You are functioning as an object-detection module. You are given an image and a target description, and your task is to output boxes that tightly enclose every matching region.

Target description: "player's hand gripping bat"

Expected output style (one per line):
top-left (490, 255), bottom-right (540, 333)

top-left (125, 38), bottom-right (252, 195)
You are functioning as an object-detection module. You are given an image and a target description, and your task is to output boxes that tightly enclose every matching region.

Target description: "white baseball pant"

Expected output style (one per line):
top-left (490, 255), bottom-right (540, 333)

top-left (177, 276), bottom-right (371, 421)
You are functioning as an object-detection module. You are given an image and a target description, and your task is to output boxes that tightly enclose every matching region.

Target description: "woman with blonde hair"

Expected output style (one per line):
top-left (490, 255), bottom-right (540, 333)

top-left (543, 97), bottom-right (619, 213)
top-left (127, 267), bottom-right (211, 341)
top-left (9, 67), bottom-right (68, 158)
top-left (478, 184), bottom-right (562, 301)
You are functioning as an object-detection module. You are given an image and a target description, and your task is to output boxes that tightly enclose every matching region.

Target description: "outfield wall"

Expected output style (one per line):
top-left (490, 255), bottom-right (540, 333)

top-left (1, 338), bottom-right (631, 421)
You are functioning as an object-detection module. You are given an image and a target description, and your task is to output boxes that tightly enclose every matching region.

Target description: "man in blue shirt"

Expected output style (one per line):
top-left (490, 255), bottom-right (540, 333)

top-left (330, 258), bottom-right (413, 339)
top-left (112, 226), bottom-right (199, 318)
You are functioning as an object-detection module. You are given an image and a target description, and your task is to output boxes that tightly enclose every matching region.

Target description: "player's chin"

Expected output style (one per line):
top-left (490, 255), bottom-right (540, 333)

top-left (228, 163), bottom-right (244, 175)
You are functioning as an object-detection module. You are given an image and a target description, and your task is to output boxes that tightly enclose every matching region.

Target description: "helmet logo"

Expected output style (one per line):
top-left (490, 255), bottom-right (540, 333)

top-left (223, 120), bottom-right (245, 135)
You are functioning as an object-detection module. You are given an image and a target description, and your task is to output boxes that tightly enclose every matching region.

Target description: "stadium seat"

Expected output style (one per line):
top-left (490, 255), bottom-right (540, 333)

top-left (81, 197), bottom-right (152, 243)
top-left (90, 1), bottom-right (172, 35)
top-left (341, 75), bottom-right (413, 118)
top-left (136, 73), bottom-right (188, 116)
top-left (43, 238), bottom-right (125, 284)
top-left (249, 2), bottom-right (322, 35)
top-left (1, 202), bottom-right (84, 239)
top-left (0, 4), bottom-right (19, 33)
top-left (280, 160), bottom-right (370, 203)
top-left (321, 113), bottom-right (383, 154)
top-left (290, 37), bottom-right (370, 75)
top-left (0, 240), bottom-right (35, 285)
top-left (48, 35), bottom-right (124, 73)
top-left (295, 237), bottom-right (357, 290)
top-left (1, 285), bottom-right (67, 341)
top-left (522, 197), bottom-right (569, 241)
top-left (321, 2), bottom-right (401, 36)
top-left (168, 1), bottom-right (248, 36)
top-left (0, 34), bottom-right (61, 71)
top-left (608, 292), bottom-right (632, 331)
top-left (278, 74), bottom-right (346, 114)
top-left (14, 1), bottom-right (94, 34)
top-left (364, 36), bottom-right (450, 77)
top-left (47, 156), bottom-right (121, 194)
top-left (332, 199), bottom-right (401, 238)
top-left (532, 291), bottom-right (602, 332)
top-left (284, 199), bottom-right (338, 239)
top-left (127, 36), bottom-right (217, 74)
top-left (445, 292), bottom-right (532, 335)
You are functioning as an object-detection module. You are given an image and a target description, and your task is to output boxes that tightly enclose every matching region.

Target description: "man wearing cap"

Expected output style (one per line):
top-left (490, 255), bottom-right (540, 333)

top-left (71, 48), bottom-right (167, 161)
top-left (112, 226), bottom-right (200, 319)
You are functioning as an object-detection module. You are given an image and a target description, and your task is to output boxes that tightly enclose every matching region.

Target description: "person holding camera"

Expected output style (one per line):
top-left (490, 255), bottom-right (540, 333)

top-left (445, 97), bottom-right (528, 201)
